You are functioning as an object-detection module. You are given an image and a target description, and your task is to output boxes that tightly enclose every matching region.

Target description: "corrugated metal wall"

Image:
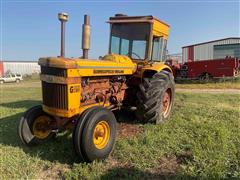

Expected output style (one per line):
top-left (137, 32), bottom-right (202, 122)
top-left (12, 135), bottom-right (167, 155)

top-left (3, 62), bottom-right (40, 75)
top-left (182, 38), bottom-right (240, 63)
top-left (182, 48), bottom-right (188, 63)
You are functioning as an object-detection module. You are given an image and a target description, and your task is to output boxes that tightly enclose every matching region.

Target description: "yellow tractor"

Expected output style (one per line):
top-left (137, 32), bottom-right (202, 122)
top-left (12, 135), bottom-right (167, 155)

top-left (18, 13), bottom-right (175, 162)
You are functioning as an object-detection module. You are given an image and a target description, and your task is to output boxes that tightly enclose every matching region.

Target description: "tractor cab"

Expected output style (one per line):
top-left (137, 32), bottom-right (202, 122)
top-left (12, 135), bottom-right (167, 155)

top-left (108, 14), bottom-right (169, 62)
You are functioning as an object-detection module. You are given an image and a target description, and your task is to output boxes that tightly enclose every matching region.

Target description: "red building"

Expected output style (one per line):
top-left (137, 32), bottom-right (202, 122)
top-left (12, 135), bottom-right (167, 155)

top-left (182, 37), bottom-right (240, 63)
top-left (178, 37), bottom-right (240, 79)
top-left (0, 61), bottom-right (3, 77)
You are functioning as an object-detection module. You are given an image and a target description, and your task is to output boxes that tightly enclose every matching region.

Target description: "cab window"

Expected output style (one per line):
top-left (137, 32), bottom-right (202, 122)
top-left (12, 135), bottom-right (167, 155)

top-left (152, 37), bottom-right (160, 60)
top-left (111, 36), bottom-right (120, 54)
top-left (110, 23), bottom-right (150, 60)
top-left (132, 40), bottom-right (146, 59)
top-left (151, 37), bottom-right (167, 61)
top-left (120, 39), bottom-right (129, 55)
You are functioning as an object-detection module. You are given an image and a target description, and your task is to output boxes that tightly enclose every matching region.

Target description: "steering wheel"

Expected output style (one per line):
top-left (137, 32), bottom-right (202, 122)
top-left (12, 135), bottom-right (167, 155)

top-left (126, 52), bottom-right (142, 59)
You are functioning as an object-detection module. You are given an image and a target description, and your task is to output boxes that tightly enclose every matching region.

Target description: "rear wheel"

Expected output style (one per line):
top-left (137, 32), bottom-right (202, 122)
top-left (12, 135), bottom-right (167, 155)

top-left (199, 73), bottom-right (212, 82)
top-left (73, 107), bottom-right (117, 162)
top-left (18, 105), bottom-right (55, 145)
top-left (135, 70), bottom-right (175, 124)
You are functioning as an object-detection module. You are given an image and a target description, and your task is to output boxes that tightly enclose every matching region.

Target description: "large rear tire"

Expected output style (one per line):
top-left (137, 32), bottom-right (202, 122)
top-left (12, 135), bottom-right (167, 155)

top-left (135, 70), bottom-right (175, 124)
top-left (73, 107), bottom-right (117, 162)
top-left (18, 105), bottom-right (55, 145)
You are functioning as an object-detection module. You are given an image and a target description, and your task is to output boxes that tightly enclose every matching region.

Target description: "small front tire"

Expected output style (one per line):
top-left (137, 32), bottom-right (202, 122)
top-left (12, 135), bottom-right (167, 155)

top-left (73, 107), bottom-right (117, 162)
top-left (18, 105), bottom-right (55, 145)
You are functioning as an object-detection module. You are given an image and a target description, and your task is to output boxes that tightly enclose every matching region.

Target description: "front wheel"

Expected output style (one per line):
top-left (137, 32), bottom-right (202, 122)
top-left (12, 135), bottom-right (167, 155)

top-left (73, 107), bottom-right (117, 162)
top-left (18, 105), bottom-right (55, 145)
top-left (135, 70), bottom-right (175, 124)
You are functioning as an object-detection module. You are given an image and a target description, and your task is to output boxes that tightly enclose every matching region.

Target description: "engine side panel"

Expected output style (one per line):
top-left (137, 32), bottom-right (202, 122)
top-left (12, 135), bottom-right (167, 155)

top-left (39, 54), bottom-right (136, 118)
top-left (40, 68), bottom-right (129, 118)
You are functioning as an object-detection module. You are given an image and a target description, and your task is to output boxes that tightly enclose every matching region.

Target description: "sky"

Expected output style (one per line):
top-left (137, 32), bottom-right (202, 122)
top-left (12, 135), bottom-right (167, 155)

top-left (1, 0), bottom-right (239, 61)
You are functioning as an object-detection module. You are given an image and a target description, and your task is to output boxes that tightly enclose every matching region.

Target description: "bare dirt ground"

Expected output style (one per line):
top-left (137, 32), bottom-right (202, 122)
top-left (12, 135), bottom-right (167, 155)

top-left (115, 110), bottom-right (144, 139)
top-left (176, 88), bottom-right (240, 94)
top-left (117, 122), bottom-right (143, 139)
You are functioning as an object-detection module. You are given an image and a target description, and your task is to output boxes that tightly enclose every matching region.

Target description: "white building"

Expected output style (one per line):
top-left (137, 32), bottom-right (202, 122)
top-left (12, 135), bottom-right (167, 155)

top-left (2, 61), bottom-right (40, 75)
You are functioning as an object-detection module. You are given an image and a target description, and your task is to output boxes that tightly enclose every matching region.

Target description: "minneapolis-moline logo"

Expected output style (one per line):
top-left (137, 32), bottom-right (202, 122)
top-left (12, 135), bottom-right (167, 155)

top-left (93, 70), bottom-right (124, 74)
top-left (70, 85), bottom-right (80, 93)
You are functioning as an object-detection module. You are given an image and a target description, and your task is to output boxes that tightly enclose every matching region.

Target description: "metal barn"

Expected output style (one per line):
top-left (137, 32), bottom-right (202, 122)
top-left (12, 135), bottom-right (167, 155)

top-left (182, 37), bottom-right (240, 63)
top-left (1, 61), bottom-right (40, 75)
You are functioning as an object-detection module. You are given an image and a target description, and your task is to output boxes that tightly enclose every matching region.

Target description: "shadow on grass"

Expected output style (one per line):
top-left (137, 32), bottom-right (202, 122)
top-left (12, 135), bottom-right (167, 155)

top-left (0, 100), bottom-right (79, 164)
top-left (0, 100), bottom-right (42, 109)
top-left (114, 109), bottom-right (139, 124)
top-left (101, 166), bottom-right (195, 180)
top-left (0, 100), bottom-right (141, 165)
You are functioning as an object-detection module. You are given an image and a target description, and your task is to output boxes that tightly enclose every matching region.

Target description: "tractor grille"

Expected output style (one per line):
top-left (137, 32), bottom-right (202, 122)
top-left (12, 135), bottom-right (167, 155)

top-left (42, 81), bottom-right (68, 110)
top-left (41, 66), bottom-right (67, 77)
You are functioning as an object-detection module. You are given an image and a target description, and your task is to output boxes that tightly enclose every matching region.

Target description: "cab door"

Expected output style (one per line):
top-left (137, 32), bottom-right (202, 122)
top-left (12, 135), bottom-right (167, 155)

top-left (151, 37), bottom-right (167, 62)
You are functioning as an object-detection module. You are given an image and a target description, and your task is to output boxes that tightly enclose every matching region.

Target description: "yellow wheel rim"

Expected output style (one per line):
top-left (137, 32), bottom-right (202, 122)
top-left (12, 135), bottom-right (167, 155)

top-left (32, 116), bottom-right (51, 139)
top-left (93, 121), bottom-right (110, 149)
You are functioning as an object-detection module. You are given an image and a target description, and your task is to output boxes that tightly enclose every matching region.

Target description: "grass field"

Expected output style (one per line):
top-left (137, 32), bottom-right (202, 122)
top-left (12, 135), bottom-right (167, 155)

top-left (0, 84), bottom-right (240, 179)
top-left (176, 76), bottom-right (240, 89)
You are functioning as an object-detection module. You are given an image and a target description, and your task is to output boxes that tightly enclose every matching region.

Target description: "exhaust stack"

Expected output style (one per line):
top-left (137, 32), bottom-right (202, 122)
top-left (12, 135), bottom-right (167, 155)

top-left (58, 12), bottom-right (69, 57)
top-left (82, 15), bottom-right (90, 59)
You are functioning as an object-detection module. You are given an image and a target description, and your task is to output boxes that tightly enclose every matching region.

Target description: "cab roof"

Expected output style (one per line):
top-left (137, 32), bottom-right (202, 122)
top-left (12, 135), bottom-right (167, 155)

top-left (108, 15), bottom-right (169, 27)
top-left (108, 14), bottom-right (170, 39)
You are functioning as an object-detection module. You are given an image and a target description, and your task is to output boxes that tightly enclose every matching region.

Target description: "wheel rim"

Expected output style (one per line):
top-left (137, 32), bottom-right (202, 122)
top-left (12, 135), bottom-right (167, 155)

top-left (32, 115), bottom-right (52, 139)
top-left (162, 88), bottom-right (172, 118)
top-left (93, 121), bottom-right (110, 149)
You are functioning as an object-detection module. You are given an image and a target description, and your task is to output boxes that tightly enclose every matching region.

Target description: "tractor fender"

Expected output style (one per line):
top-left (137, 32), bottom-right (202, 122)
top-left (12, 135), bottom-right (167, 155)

top-left (141, 63), bottom-right (172, 78)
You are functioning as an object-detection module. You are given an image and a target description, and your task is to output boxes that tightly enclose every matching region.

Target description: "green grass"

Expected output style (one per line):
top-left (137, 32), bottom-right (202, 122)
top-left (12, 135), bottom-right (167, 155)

top-left (0, 86), bottom-right (240, 179)
top-left (176, 76), bottom-right (240, 89)
top-left (22, 73), bottom-right (40, 81)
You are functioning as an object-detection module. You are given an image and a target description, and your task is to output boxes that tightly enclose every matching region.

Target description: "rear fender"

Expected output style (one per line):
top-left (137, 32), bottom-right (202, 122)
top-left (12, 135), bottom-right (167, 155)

top-left (141, 64), bottom-right (172, 78)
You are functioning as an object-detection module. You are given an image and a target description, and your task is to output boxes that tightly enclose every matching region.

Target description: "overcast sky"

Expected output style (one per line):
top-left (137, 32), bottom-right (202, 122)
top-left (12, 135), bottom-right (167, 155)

top-left (1, 0), bottom-right (239, 61)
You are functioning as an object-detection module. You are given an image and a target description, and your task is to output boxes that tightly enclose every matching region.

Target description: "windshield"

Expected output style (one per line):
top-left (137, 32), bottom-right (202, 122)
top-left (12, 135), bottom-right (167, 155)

top-left (110, 23), bottom-right (150, 60)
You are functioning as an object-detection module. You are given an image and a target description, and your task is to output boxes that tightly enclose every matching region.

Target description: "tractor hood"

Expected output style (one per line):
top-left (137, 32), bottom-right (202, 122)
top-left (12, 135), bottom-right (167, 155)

top-left (38, 54), bottom-right (137, 77)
